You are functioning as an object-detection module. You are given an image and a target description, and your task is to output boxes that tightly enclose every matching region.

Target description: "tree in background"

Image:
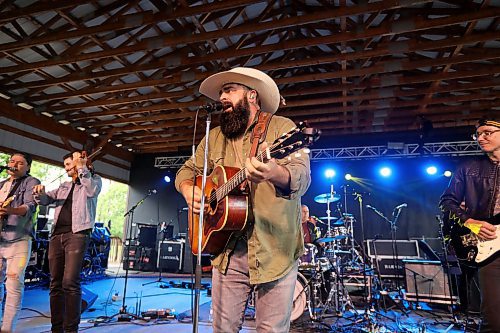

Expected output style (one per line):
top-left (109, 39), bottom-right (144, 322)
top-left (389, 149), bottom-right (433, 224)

top-left (96, 181), bottom-right (127, 239)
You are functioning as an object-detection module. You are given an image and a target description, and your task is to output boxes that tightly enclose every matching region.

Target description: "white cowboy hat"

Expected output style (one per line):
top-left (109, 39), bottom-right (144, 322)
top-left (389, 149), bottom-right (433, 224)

top-left (199, 67), bottom-right (281, 114)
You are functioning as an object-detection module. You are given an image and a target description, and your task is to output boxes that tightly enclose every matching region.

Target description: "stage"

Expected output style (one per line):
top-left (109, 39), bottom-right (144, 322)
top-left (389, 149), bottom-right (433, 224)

top-left (15, 264), bottom-right (479, 333)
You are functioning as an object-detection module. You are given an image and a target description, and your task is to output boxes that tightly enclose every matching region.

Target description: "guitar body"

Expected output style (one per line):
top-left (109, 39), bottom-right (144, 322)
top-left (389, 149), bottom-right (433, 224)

top-left (189, 165), bottom-right (248, 255)
top-left (449, 214), bottom-right (500, 264)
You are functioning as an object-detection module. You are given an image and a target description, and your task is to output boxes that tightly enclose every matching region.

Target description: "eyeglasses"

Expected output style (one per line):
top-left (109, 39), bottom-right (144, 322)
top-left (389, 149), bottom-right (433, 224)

top-left (472, 129), bottom-right (500, 140)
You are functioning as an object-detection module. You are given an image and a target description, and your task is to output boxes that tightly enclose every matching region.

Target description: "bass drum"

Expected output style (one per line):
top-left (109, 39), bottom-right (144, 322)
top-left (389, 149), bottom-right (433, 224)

top-left (290, 272), bottom-right (309, 322)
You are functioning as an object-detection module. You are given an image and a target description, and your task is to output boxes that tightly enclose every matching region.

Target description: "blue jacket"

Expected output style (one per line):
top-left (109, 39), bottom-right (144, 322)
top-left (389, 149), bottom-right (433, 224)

top-left (0, 175), bottom-right (40, 242)
top-left (37, 169), bottom-right (102, 233)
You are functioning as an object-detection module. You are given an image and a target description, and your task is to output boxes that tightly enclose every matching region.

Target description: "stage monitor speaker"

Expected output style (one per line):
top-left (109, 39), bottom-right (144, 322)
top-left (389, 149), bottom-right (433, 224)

top-left (403, 259), bottom-right (458, 305)
top-left (158, 240), bottom-right (184, 273)
top-left (81, 287), bottom-right (97, 313)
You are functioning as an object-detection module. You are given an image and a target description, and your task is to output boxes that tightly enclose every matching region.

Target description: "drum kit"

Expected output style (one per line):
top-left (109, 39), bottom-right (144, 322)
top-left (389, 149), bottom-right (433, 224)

top-left (293, 190), bottom-right (366, 322)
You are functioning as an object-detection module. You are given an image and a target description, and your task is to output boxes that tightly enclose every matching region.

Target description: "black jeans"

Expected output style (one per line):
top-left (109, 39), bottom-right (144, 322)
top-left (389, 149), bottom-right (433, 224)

top-left (48, 232), bottom-right (89, 333)
top-left (479, 255), bottom-right (500, 333)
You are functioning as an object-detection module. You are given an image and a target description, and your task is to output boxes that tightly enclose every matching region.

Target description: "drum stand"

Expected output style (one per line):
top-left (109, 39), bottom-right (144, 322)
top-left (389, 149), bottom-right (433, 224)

top-left (319, 253), bottom-right (356, 319)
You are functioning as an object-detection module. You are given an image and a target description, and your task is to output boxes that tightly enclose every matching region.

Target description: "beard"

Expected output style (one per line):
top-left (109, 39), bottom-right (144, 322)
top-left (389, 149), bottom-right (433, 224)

top-left (220, 97), bottom-right (250, 139)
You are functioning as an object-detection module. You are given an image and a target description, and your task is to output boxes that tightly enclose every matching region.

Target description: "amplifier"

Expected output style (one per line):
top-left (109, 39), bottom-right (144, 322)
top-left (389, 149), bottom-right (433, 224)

top-left (158, 240), bottom-right (184, 273)
top-left (367, 239), bottom-right (420, 259)
top-left (372, 257), bottom-right (405, 278)
top-left (123, 245), bottom-right (157, 271)
top-left (403, 259), bottom-right (458, 305)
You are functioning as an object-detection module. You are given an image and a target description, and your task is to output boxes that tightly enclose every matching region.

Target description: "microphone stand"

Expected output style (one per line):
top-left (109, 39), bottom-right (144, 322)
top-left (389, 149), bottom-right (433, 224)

top-left (192, 111), bottom-right (213, 333)
top-left (119, 190), bottom-right (155, 319)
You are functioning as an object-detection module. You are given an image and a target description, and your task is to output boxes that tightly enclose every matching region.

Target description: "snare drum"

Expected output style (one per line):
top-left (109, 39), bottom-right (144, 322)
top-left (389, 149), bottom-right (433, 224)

top-left (316, 256), bottom-right (332, 272)
top-left (298, 243), bottom-right (317, 270)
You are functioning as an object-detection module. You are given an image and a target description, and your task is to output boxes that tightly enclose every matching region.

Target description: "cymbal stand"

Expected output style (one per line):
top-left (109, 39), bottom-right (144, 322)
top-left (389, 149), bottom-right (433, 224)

top-left (319, 254), bottom-right (356, 318)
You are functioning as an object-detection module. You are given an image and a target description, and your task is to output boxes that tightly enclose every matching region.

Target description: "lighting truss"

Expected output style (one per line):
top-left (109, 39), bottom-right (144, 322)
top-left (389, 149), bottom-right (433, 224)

top-left (153, 140), bottom-right (482, 168)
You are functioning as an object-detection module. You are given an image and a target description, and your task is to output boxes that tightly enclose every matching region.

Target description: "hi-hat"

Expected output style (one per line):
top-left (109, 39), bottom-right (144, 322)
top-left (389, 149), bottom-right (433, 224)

top-left (314, 193), bottom-right (341, 203)
top-left (317, 217), bottom-right (343, 226)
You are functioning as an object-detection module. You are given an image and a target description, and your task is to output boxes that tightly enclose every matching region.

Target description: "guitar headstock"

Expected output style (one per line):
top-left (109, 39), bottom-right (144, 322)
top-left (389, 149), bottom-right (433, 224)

top-left (266, 122), bottom-right (320, 161)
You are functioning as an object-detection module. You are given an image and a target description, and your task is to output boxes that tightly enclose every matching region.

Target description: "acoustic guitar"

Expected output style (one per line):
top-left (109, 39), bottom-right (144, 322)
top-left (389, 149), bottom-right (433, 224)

top-left (188, 122), bottom-right (320, 255)
top-left (0, 195), bottom-right (16, 229)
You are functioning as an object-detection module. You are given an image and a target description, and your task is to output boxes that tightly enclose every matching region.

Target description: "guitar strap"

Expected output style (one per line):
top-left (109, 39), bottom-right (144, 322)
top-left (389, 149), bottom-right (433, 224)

top-left (239, 111), bottom-right (273, 193)
top-left (5, 175), bottom-right (26, 200)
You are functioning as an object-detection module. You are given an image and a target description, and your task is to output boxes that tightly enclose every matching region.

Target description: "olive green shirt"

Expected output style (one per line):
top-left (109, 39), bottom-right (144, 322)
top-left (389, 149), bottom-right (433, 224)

top-left (175, 115), bottom-right (311, 284)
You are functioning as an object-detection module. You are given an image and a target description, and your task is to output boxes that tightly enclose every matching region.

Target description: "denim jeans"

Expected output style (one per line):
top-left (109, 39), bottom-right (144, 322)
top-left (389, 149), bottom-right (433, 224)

top-left (211, 240), bottom-right (298, 333)
top-left (0, 238), bottom-right (31, 333)
top-left (479, 255), bottom-right (500, 333)
top-left (48, 232), bottom-right (89, 333)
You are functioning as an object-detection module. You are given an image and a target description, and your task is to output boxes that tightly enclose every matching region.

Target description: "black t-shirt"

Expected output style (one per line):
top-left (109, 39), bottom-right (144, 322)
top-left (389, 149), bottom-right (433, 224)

top-left (53, 182), bottom-right (75, 235)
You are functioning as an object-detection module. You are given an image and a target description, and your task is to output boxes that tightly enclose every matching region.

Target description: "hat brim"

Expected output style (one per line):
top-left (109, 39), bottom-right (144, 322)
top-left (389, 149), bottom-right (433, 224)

top-left (199, 68), bottom-right (280, 114)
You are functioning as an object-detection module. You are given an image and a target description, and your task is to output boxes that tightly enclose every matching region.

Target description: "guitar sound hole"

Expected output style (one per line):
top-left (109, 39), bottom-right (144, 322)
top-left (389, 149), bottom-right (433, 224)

top-left (209, 189), bottom-right (217, 213)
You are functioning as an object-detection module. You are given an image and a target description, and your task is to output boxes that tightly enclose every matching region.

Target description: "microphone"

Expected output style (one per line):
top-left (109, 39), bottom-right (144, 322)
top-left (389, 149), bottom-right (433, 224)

top-left (0, 166), bottom-right (17, 172)
top-left (394, 203), bottom-right (407, 210)
top-left (200, 101), bottom-right (224, 113)
top-left (148, 189), bottom-right (157, 195)
top-left (179, 207), bottom-right (189, 212)
top-left (366, 204), bottom-right (375, 209)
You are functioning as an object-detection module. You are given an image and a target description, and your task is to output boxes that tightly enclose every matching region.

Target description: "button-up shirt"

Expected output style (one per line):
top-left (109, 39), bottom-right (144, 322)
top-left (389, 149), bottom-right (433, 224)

top-left (175, 115), bottom-right (311, 284)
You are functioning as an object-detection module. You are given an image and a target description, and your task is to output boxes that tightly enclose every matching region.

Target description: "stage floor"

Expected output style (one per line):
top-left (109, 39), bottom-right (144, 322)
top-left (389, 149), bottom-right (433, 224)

top-left (16, 266), bottom-right (479, 333)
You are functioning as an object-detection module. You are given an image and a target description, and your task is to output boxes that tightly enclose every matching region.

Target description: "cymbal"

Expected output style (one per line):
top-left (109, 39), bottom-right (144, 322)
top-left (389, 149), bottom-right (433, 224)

top-left (314, 193), bottom-right (341, 204)
top-left (325, 249), bottom-right (350, 255)
top-left (317, 234), bottom-right (347, 242)
top-left (318, 217), bottom-right (343, 226)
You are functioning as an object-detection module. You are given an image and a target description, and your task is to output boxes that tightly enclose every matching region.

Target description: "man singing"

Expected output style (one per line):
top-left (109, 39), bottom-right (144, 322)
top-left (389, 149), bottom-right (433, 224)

top-left (176, 67), bottom-right (311, 332)
top-left (0, 152), bottom-right (40, 333)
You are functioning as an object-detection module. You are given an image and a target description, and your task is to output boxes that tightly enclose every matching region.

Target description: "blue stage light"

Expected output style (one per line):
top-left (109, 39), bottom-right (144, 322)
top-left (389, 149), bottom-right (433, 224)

top-left (379, 167), bottom-right (392, 177)
top-left (164, 175), bottom-right (171, 183)
top-left (444, 170), bottom-right (452, 177)
top-left (325, 169), bottom-right (336, 178)
top-left (426, 166), bottom-right (438, 175)
top-left (345, 173), bottom-right (352, 180)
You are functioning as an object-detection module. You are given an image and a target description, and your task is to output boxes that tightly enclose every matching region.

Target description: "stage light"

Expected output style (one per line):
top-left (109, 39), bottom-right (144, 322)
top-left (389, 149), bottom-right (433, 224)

top-left (164, 175), bottom-right (171, 183)
top-left (345, 173), bottom-right (352, 180)
top-left (426, 166), bottom-right (438, 175)
top-left (379, 167), bottom-right (392, 177)
top-left (325, 169), bottom-right (336, 178)
top-left (444, 170), bottom-right (452, 177)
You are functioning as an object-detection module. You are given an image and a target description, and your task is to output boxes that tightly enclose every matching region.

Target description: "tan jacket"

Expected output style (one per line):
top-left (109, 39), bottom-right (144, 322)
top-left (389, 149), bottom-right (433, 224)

top-left (175, 115), bottom-right (311, 284)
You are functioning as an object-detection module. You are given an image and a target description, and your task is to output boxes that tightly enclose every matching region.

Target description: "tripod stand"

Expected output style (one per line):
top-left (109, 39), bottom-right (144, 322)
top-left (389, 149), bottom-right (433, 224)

top-left (119, 189), bottom-right (156, 319)
top-left (143, 220), bottom-right (173, 287)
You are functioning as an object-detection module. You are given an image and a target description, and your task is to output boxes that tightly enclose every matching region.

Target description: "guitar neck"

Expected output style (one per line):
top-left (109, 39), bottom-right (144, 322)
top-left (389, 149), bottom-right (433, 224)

top-left (214, 150), bottom-right (268, 203)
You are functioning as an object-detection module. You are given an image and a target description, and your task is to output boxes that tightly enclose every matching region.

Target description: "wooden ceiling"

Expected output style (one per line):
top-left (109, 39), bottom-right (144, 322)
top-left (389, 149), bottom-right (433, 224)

top-left (0, 0), bottom-right (499, 160)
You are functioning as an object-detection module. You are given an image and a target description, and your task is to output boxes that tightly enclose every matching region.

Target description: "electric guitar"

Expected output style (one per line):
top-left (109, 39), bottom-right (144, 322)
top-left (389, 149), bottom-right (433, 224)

top-left (449, 213), bottom-right (500, 264)
top-left (188, 122), bottom-right (320, 255)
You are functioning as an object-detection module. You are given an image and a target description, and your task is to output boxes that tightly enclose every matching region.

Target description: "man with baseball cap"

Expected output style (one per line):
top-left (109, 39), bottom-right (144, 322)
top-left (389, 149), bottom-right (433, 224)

top-left (175, 67), bottom-right (311, 332)
top-left (440, 116), bottom-right (500, 332)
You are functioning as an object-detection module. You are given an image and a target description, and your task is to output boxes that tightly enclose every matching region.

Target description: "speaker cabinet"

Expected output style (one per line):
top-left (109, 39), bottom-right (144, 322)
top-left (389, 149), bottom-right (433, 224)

top-left (403, 259), bottom-right (458, 305)
top-left (81, 287), bottom-right (97, 313)
top-left (158, 240), bottom-right (184, 273)
top-left (122, 245), bottom-right (157, 271)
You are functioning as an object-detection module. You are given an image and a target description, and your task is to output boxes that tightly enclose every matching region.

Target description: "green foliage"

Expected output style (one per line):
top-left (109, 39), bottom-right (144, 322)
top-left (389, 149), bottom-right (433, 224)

top-left (0, 151), bottom-right (128, 238)
top-left (96, 181), bottom-right (128, 239)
